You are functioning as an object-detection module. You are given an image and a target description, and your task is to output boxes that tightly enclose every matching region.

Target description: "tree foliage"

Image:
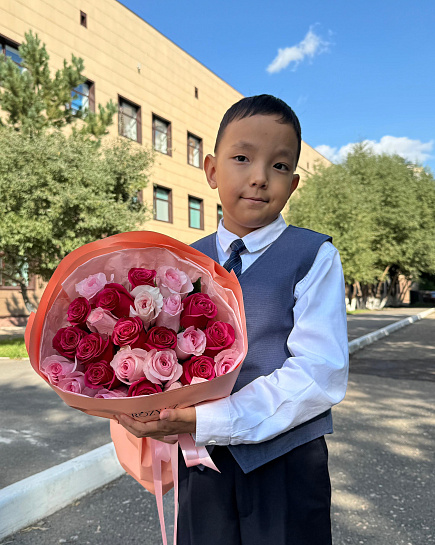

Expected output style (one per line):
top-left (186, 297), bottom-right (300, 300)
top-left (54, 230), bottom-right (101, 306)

top-left (0, 32), bottom-right (154, 311)
top-left (288, 145), bottom-right (435, 293)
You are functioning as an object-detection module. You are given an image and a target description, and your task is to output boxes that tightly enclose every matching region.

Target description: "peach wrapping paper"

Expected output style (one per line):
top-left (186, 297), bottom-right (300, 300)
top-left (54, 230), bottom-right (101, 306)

top-left (25, 231), bottom-right (248, 421)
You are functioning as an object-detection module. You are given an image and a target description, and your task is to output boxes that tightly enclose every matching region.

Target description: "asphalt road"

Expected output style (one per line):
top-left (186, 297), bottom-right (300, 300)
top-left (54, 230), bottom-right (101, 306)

top-left (1, 310), bottom-right (434, 544)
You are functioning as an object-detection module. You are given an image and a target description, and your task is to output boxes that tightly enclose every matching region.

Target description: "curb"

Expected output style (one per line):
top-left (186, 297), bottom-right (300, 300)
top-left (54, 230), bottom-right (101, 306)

top-left (1, 307), bottom-right (434, 539)
top-left (348, 307), bottom-right (435, 354)
top-left (0, 443), bottom-right (124, 541)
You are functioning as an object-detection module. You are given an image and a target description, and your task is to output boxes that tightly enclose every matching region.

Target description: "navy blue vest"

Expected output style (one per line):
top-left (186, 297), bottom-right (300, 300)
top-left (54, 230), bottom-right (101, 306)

top-left (191, 225), bottom-right (334, 473)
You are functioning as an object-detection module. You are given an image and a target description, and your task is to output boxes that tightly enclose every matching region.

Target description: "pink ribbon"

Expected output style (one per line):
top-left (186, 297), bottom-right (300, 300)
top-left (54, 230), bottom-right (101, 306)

top-left (150, 434), bottom-right (219, 545)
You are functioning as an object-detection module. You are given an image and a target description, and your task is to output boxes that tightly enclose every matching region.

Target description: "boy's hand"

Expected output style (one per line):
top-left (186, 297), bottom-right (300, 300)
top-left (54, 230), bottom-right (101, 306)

top-left (116, 407), bottom-right (196, 444)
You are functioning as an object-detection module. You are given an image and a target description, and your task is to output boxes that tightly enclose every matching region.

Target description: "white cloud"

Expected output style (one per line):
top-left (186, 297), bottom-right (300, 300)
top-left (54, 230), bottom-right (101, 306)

top-left (266, 28), bottom-right (330, 74)
top-left (316, 136), bottom-right (434, 164)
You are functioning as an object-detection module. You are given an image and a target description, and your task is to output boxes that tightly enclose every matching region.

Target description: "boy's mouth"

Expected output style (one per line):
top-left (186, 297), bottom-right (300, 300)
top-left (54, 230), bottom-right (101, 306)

top-left (242, 196), bottom-right (268, 202)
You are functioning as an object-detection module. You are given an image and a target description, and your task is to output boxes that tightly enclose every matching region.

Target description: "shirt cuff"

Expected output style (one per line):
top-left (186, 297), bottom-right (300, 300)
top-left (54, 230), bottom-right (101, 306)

top-left (194, 396), bottom-right (232, 446)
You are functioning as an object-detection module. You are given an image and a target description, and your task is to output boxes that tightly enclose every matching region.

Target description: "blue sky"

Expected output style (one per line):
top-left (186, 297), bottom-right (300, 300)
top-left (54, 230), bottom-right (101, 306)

top-left (119, 0), bottom-right (435, 172)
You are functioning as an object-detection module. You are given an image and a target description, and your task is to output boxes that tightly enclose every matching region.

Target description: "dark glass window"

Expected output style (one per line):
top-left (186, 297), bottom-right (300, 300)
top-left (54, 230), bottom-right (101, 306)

top-left (118, 96), bottom-right (142, 143)
top-left (154, 185), bottom-right (172, 222)
top-left (187, 133), bottom-right (203, 168)
top-left (153, 115), bottom-right (172, 156)
top-left (189, 196), bottom-right (203, 230)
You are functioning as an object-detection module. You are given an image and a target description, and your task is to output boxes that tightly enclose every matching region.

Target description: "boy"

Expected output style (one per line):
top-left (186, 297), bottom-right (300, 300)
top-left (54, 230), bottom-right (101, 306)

top-left (118, 94), bottom-right (349, 544)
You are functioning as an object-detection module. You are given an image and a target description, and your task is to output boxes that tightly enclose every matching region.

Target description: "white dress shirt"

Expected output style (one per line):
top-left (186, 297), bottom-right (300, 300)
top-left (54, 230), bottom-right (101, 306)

top-left (194, 214), bottom-right (349, 447)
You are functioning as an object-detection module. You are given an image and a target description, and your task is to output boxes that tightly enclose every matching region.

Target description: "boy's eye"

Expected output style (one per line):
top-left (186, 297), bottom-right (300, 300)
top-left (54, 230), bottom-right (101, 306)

top-left (274, 163), bottom-right (289, 171)
top-left (234, 155), bottom-right (248, 162)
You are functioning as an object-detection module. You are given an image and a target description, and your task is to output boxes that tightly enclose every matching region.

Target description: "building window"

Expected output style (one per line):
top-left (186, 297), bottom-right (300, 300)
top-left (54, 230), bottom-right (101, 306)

top-left (189, 196), bottom-right (204, 230)
top-left (118, 96), bottom-right (141, 143)
top-left (71, 80), bottom-right (95, 113)
top-left (195, 87), bottom-right (198, 99)
top-left (80, 11), bottom-right (87, 28)
top-left (187, 133), bottom-right (203, 168)
top-left (152, 114), bottom-right (172, 156)
top-left (153, 185), bottom-right (172, 222)
top-left (1, 35), bottom-right (22, 65)
top-left (217, 204), bottom-right (223, 227)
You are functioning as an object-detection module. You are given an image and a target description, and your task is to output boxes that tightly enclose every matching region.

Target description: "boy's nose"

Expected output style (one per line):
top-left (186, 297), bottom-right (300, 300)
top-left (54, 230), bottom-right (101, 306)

top-left (250, 167), bottom-right (268, 187)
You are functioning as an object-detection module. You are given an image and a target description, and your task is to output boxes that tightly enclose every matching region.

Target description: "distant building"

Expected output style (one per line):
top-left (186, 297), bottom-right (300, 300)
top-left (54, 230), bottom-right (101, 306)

top-left (0, 0), bottom-right (331, 324)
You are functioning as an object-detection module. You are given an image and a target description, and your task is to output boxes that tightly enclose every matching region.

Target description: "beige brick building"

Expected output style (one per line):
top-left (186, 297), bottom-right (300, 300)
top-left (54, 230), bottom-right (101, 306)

top-left (0, 0), bottom-right (330, 324)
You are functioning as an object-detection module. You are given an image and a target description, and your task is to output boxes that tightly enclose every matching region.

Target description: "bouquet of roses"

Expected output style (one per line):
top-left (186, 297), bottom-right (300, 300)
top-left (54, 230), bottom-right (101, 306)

top-left (26, 231), bottom-right (247, 422)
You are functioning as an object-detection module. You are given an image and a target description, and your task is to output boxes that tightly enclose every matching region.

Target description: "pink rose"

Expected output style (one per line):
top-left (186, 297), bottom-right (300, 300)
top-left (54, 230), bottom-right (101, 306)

top-left (95, 387), bottom-right (128, 399)
top-left (180, 293), bottom-right (217, 329)
top-left (164, 381), bottom-right (183, 391)
top-left (128, 268), bottom-right (157, 289)
top-left (84, 360), bottom-right (120, 389)
top-left (204, 321), bottom-right (235, 356)
top-left (95, 283), bottom-right (135, 318)
top-left (143, 348), bottom-right (182, 386)
top-left (110, 346), bottom-right (147, 384)
top-left (180, 355), bottom-right (216, 385)
top-left (75, 273), bottom-right (111, 300)
top-left (155, 294), bottom-right (183, 331)
top-left (155, 266), bottom-right (193, 299)
top-left (67, 297), bottom-right (91, 325)
top-left (76, 332), bottom-right (114, 365)
top-left (52, 326), bottom-right (88, 359)
top-left (40, 355), bottom-right (77, 385)
top-left (144, 326), bottom-right (177, 351)
top-left (130, 285), bottom-right (163, 328)
top-left (214, 348), bottom-right (239, 376)
top-left (112, 317), bottom-right (146, 349)
top-left (190, 376), bottom-right (209, 385)
top-left (57, 372), bottom-right (95, 396)
top-left (127, 378), bottom-right (163, 397)
top-left (176, 326), bottom-right (206, 359)
top-left (87, 307), bottom-right (118, 336)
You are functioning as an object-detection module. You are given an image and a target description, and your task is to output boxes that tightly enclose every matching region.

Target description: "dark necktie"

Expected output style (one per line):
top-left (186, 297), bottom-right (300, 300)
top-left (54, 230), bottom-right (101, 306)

top-left (223, 239), bottom-right (246, 278)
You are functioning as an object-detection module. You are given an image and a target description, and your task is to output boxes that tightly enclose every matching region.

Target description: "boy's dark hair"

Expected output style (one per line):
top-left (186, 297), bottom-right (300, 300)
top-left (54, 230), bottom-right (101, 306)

top-left (214, 94), bottom-right (302, 166)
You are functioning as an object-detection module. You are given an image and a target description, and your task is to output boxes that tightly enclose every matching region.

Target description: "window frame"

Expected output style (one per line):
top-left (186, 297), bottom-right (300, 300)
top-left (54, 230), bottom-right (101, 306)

top-left (187, 132), bottom-right (203, 169)
top-left (118, 95), bottom-right (142, 144)
top-left (188, 195), bottom-right (204, 230)
top-left (72, 79), bottom-right (95, 114)
top-left (80, 11), bottom-right (87, 28)
top-left (153, 184), bottom-right (173, 223)
top-left (152, 114), bottom-right (172, 157)
top-left (0, 34), bottom-right (22, 67)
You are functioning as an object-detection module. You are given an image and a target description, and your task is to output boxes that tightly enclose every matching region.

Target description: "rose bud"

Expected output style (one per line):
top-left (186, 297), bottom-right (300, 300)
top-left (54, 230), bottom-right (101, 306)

top-left (143, 348), bottom-right (182, 386)
top-left (57, 371), bottom-right (96, 396)
top-left (86, 307), bottom-right (118, 336)
top-left (95, 387), bottom-right (128, 399)
top-left (129, 285), bottom-right (163, 328)
top-left (180, 293), bottom-right (218, 330)
top-left (84, 360), bottom-right (120, 390)
top-left (214, 348), bottom-right (239, 376)
top-left (144, 326), bottom-right (177, 351)
top-left (40, 355), bottom-right (77, 386)
top-left (95, 283), bottom-right (135, 318)
top-left (112, 317), bottom-right (146, 349)
top-left (67, 297), bottom-right (91, 325)
top-left (110, 346), bottom-right (147, 384)
top-left (52, 326), bottom-right (88, 359)
top-left (76, 332), bottom-right (114, 365)
top-left (155, 266), bottom-right (194, 299)
top-left (128, 378), bottom-right (163, 397)
top-left (155, 294), bottom-right (183, 331)
top-left (181, 355), bottom-right (216, 385)
top-left (176, 326), bottom-right (206, 359)
top-left (128, 267), bottom-right (157, 289)
top-left (75, 273), bottom-right (112, 300)
top-left (204, 321), bottom-right (235, 356)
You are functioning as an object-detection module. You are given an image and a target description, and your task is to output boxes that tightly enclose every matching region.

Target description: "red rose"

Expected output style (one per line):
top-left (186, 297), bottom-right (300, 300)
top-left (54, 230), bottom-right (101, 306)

top-left (84, 360), bottom-right (120, 389)
top-left (52, 326), bottom-right (88, 359)
top-left (181, 355), bottom-right (216, 385)
top-left (76, 332), bottom-right (114, 365)
top-left (127, 378), bottom-right (163, 397)
top-left (204, 321), bottom-right (235, 356)
top-left (67, 297), bottom-right (91, 325)
top-left (128, 268), bottom-right (157, 289)
top-left (95, 283), bottom-right (134, 318)
top-left (112, 317), bottom-right (146, 349)
top-left (180, 293), bottom-right (217, 330)
top-left (144, 326), bottom-right (177, 351)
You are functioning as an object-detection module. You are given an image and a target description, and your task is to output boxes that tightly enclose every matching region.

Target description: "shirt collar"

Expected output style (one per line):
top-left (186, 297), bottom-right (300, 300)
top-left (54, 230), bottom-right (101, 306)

top-left (217, 215), bottom-right (287, 254)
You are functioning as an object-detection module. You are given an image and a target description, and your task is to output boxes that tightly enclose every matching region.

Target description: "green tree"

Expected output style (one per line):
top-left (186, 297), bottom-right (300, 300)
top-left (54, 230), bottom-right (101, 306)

top-left (0, 32), bottom-right (154, 311)
top-left (288, 145), bottom-right (435, 305)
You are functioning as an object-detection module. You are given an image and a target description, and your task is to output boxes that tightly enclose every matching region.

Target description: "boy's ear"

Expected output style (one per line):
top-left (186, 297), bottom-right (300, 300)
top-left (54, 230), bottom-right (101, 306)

top-left (289, 174), bottom-right (300, 196)
top-left (204, 154), bottom-right (217, 189)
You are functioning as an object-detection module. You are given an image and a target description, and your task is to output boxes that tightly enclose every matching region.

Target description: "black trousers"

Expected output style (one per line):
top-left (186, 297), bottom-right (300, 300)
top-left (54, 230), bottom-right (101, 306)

top-left (177, 437), bottom-right (332, 545)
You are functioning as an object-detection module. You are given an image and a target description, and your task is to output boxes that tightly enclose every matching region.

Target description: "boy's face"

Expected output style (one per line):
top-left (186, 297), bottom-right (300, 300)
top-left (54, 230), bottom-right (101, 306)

top-left (205, 114), bottom-right (300, 238)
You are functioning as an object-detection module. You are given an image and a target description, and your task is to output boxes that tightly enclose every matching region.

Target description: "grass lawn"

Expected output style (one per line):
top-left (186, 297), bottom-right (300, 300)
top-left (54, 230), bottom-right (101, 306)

top-left (0, 337), bottom-right (28, 359)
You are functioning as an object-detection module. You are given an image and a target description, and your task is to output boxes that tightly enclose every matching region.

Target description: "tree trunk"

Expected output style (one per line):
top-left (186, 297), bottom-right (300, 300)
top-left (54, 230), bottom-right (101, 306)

top-left (19, 281), bottom-right (36, 313)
